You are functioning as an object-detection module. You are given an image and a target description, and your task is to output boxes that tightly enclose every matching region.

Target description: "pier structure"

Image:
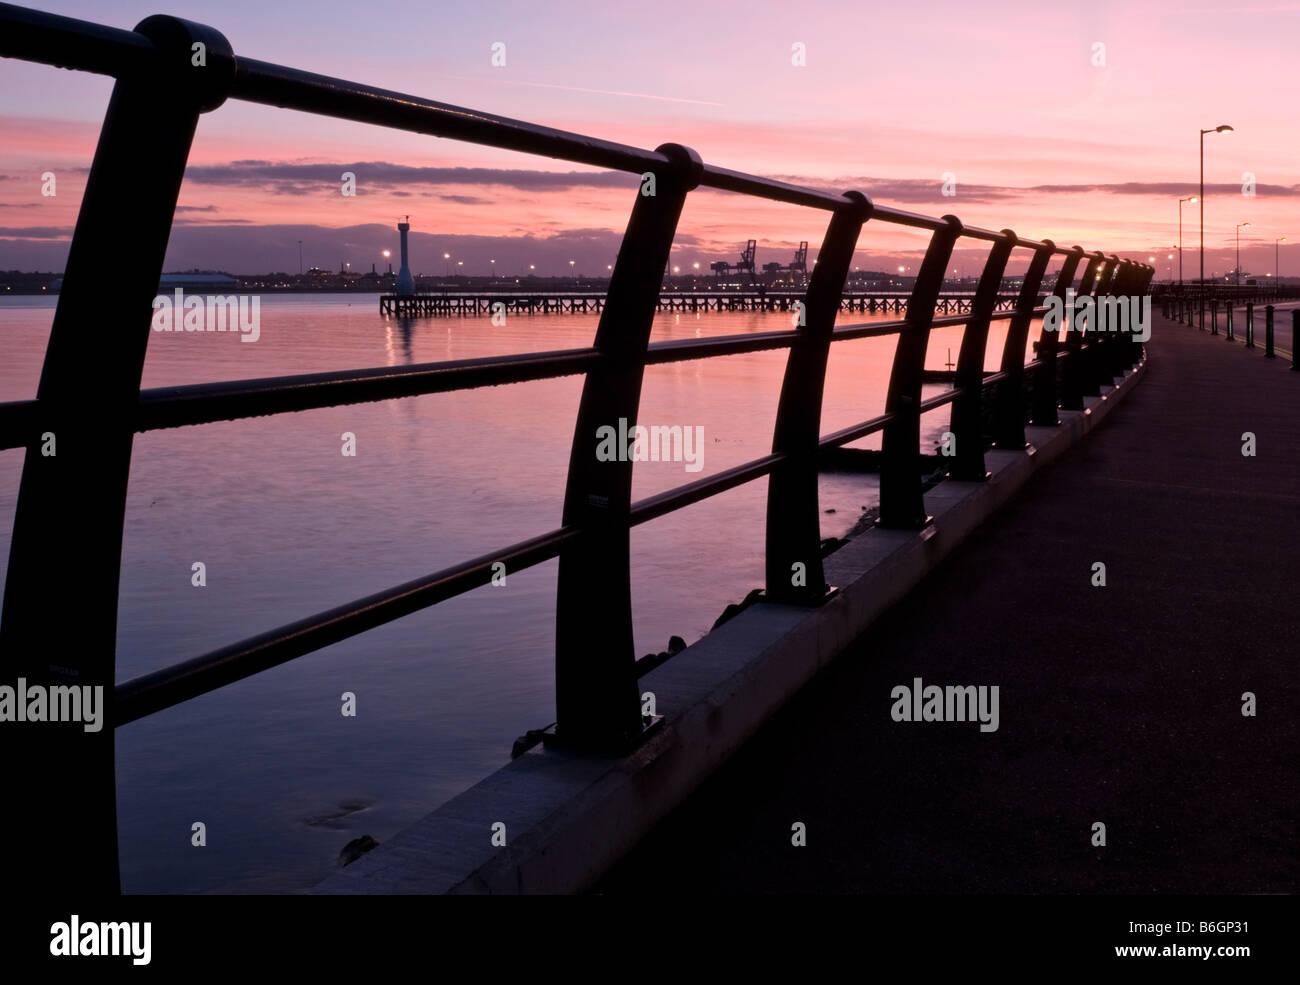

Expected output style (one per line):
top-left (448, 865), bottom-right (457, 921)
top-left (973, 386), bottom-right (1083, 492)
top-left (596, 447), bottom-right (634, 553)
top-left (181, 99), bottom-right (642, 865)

top-left (379, 289), bottom-right (1020, 317)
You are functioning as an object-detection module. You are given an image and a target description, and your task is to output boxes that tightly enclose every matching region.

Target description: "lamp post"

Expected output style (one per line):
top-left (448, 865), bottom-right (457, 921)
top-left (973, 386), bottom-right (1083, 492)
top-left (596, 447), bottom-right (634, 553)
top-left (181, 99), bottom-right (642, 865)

top-left (1179, 195), bottom-right (1196, 286)
top-left (1236, 222), bottom-right (1250, 285)
top-left (443, 252), bottom-right (451, 277)
top-left (1200, 125), bottom-right (1232, 305)
top-left (1277, 237), bottom-right (1286, 287)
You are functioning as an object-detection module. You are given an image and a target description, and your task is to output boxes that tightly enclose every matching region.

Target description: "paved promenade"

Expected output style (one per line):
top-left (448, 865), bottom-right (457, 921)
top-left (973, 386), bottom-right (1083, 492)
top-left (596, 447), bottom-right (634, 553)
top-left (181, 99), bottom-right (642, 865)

top-left (599, 312), bottom-right (1300, 894)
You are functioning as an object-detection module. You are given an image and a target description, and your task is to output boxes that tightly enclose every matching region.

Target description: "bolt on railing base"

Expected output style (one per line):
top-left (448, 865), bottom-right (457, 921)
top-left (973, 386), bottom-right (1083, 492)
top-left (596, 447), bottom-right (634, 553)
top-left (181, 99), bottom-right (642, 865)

top-left (537, 715), bottom-right (666, 756)
top-left (946, 469), bottom-right (993, 483)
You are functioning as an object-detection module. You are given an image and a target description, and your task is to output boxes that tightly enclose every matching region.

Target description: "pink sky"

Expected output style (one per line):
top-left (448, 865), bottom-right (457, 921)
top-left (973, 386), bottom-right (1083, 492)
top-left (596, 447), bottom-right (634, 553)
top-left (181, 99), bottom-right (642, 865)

top-left (2, 0), bottom-right (1299, 278)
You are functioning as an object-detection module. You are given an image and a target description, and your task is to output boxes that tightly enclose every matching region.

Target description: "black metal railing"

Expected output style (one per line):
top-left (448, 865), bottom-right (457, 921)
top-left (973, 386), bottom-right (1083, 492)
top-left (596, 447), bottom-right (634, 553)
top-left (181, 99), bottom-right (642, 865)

top-left (0, 2), bottom-right (1153, 892)
top-left (1160, 294), bottom-right (1300, 366)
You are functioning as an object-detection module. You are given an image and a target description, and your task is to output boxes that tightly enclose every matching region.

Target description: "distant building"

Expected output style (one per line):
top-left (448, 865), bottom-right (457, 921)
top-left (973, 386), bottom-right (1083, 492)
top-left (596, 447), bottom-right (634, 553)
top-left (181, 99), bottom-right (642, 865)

top-left (158, 272), bottom-right (239, 291)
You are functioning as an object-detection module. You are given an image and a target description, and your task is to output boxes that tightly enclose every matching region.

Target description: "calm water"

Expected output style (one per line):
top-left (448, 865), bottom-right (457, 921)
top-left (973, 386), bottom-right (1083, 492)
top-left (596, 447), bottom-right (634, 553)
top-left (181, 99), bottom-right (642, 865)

top-left (0, 293), bottom-right (1027, 893)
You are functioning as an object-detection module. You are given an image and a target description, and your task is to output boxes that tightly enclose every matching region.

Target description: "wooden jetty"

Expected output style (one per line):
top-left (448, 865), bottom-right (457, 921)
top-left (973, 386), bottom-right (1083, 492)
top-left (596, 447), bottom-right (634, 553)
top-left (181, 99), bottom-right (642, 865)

top-left (379, 291), bottom-right (1018, 318)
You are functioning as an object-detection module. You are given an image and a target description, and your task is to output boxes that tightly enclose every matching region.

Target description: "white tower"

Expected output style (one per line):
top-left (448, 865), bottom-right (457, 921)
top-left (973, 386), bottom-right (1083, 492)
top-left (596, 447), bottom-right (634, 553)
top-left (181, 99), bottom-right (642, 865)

top-left (396, 216), bottom-right (416, 296)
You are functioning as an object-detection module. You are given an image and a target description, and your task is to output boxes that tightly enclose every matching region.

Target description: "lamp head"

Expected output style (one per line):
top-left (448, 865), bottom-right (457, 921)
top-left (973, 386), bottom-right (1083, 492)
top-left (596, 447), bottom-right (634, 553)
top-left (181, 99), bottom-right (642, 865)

top-left (1216, 124), bottom-right (1233, 132)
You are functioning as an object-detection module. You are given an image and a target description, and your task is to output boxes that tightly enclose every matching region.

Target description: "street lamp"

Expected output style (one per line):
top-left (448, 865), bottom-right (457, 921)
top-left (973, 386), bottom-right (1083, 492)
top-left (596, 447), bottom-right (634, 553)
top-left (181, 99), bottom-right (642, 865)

top-left (1199, 124), bottom-right (1232, 317)
top-left (1276, 237), bottom-right (1286, 286)
top-left (444, 251), bottom-right (451, 277)
top-left (1235, 222), bottom-right (1250, 285)
top-left (382, 249), bottom-right (391, 275)
top-left (1178, 196), bottom-right (1196, 286)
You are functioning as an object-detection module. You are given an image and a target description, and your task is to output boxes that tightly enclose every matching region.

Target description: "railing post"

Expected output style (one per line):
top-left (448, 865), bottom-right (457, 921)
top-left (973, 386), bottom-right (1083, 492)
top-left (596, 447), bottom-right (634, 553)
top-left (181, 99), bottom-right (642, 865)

top-left (1211, 298), bottom-right (1218, 335)
top-left (1226, 302), bottom-right (1234, 340)
top-left (1060, 251), bottom-right (1103, 410)
top-left (1031, 247), bottom-right (1085, 426)
top-left (1091, 254), bottom-right (1123, 387)
top-left (553, 142), bottom-right (702, 752)
top-left (992, 242), bottom-right (1053, 449)
top-left (1292, 312), bottom-right (1299, 370)
top-left (765, 192), bottom-right (872, 604)
top-left (876, 216), bottom-right (962, 529)
top-left (1128, 264), bottom-right (1153, 366)
top-left (0, 15), bottom-right (235, 895)
top-left (1246, 302), bottom-right (1255, 348)
top-left (1265, 305), bottom-right (1275, 357)
top-left (1107, 260), bottom-right (1132, 370)
top-left (947, 231), bottom-right (1015, 481)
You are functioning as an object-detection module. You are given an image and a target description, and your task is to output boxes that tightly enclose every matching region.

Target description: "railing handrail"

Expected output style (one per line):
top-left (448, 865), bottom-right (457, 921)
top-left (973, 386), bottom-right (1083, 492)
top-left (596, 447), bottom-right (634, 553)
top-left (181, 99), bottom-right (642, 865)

top-left (0, 2), bottom-right (1154, 892)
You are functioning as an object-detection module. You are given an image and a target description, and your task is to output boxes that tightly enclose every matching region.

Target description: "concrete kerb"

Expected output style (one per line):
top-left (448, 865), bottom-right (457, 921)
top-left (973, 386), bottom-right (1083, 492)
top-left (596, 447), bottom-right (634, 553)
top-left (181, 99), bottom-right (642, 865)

top-left (313, 355), bottom-right (1148, 895)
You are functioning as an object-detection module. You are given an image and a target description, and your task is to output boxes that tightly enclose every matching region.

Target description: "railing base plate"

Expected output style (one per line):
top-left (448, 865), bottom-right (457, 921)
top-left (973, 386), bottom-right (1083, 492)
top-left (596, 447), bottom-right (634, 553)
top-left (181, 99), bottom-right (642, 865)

top-left (875, 514), bottom-right (934, 532)
top-left (538, 715), bottom-right (665, 756)
top-left (754, 584), bottom-right (840, 609)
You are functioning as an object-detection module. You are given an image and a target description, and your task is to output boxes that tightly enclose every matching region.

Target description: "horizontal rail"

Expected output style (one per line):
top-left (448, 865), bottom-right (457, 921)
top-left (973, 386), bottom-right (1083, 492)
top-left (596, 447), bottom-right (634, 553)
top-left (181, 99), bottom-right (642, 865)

top-left (112, 341), bottom-right (1037, 721)
top-left (0, 309), bottom-right (1052, 446)
top-left (115, 525), bottom-right (579, 725)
